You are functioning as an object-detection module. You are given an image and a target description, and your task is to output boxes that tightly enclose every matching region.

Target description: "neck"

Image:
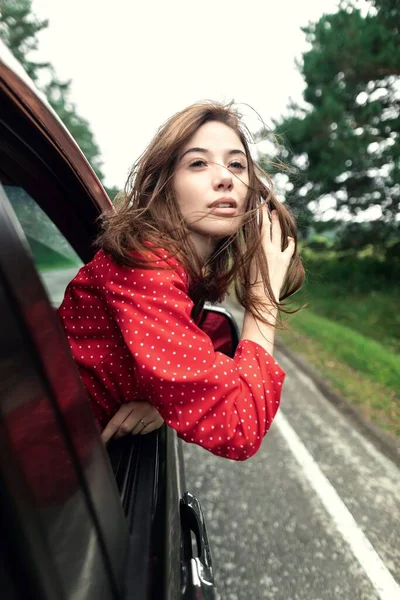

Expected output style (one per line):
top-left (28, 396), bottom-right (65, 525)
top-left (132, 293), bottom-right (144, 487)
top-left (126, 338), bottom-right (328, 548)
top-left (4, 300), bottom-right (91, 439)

top-left (189, 232), bottom-right (216, 264)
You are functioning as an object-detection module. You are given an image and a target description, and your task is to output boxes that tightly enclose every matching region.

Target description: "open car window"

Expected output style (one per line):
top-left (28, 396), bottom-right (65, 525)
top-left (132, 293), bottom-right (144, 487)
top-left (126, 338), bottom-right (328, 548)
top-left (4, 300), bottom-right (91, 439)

top-left (0, 180), bottom-right (127, 599)
top-left (3, 184), bottom-right (83, 306)
top-left (0, 74), bottom-right (129, 598)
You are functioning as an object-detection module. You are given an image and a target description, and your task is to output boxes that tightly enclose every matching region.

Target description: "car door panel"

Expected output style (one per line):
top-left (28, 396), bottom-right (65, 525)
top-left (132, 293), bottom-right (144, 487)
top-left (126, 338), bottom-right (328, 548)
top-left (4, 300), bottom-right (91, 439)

top-left (0, 179), bottom-right (129, 577)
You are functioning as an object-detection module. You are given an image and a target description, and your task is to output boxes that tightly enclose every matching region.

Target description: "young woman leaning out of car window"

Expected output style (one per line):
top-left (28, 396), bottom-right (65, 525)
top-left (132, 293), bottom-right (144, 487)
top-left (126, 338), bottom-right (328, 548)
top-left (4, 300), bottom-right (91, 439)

top-left (58, 101), bottom-right (304, 461)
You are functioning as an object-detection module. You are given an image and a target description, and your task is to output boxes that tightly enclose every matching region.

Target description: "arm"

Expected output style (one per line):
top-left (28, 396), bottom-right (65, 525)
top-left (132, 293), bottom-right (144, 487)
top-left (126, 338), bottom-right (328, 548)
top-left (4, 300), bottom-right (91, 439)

top-left (105, 250), bottom-right (286, 461)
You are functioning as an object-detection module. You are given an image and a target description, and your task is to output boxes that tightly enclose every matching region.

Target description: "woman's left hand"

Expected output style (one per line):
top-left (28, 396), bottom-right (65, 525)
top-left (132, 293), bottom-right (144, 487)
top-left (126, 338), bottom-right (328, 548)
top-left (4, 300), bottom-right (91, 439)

top-left (101, 400), bottom-right (164, 444)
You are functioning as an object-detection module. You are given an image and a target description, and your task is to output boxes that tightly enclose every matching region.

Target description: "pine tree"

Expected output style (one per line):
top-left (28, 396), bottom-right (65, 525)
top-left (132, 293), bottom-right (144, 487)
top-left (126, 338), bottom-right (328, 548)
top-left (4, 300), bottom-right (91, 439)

top-left (266, 0), bottom-right (400, 253)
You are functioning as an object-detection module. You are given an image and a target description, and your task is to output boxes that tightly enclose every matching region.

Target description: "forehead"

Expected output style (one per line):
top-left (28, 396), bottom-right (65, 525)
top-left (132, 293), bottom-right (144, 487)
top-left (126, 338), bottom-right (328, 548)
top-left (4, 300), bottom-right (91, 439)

top-left (183, 121), bottom-right (245, 153)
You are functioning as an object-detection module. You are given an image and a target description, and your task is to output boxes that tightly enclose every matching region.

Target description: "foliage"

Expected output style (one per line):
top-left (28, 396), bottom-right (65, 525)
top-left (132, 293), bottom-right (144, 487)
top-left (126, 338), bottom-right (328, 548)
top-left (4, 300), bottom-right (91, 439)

top-left (263, 0), bottom-right (400, 253)
top-left (43, 74), bottom-right (104, 179)
top-left (0, 0), bottom-right (118, 192)
top-left (0, 0), bottom-right (49, 80)
top-left (291, 245), bottom-right (399, 352)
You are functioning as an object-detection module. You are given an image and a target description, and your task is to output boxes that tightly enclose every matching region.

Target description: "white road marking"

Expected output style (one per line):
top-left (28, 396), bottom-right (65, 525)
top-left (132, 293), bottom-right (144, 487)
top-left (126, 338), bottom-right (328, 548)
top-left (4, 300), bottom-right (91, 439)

top-left (277, 351), bottom-right (400, 476)
top-left (275, 410), bottom-right (400, 600)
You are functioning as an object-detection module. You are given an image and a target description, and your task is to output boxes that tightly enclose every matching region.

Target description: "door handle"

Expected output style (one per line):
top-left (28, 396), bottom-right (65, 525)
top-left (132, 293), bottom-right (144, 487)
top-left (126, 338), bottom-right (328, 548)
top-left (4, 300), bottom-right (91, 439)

top-left (180, 491), bottom-right (217, 599)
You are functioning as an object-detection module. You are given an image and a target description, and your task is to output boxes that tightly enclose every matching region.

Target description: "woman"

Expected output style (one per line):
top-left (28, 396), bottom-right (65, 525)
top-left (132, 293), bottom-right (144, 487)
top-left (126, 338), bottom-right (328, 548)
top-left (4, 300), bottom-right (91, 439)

top-left (58, 101), bottom-right (304, 461)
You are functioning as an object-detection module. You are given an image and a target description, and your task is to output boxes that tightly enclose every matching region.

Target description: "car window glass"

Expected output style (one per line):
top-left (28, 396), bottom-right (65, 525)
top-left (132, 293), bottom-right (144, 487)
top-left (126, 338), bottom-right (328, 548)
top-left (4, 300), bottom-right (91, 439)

top-left (3, 185), bottom-right (82, 306)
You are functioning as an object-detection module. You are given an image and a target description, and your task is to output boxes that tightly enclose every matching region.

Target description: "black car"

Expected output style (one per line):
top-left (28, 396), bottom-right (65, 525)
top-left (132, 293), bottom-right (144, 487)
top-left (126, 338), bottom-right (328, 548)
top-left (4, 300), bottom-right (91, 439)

top-left (0, 42), bottom-right (239, 600)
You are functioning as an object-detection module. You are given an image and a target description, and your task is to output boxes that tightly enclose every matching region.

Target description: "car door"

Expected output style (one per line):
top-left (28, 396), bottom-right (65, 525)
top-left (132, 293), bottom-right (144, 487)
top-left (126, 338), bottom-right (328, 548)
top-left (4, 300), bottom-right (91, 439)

top-left (0, 43), bottom-right (219, 600)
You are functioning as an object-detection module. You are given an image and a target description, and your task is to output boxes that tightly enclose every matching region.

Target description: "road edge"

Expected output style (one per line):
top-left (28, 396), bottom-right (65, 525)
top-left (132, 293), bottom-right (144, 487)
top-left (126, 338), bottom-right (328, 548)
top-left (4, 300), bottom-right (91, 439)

top-left (276, 339), bottom-right (400, 468)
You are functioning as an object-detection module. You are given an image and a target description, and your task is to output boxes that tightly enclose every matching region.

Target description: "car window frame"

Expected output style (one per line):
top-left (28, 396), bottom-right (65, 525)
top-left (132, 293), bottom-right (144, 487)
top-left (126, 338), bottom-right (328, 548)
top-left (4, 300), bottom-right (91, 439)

top-left (0, 181), bottom-right (127, 599)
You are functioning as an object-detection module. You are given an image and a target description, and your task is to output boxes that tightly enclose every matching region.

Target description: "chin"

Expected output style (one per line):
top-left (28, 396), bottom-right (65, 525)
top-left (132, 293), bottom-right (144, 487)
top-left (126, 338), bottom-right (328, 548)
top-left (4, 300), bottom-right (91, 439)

top-left (194, 217), bottom-right (243, 238)
top-left (196, 227), bottom-right (240, 241)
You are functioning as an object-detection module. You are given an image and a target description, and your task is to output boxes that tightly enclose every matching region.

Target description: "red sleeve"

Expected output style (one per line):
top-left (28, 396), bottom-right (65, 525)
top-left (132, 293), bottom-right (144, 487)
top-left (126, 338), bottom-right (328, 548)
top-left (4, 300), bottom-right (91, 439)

top-left (106, 252), bottom-right (285, 461)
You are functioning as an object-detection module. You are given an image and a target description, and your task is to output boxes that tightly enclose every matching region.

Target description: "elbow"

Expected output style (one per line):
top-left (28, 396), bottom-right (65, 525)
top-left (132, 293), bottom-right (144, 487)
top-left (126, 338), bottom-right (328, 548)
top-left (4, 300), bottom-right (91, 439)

top-left (210, 433), bottom-right (263, 462)
top-left (218, 414), bottom-right (269, 461)
top-left (233, 437), bottom-right (263, 461)
top-left (179, 429), bottom-right (262, 461)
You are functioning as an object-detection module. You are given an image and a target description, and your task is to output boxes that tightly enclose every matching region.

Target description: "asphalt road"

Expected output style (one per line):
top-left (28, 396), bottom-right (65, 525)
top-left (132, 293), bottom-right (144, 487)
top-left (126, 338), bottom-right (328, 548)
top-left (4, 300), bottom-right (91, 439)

top-left (183, 299), bottom-right (400, 600)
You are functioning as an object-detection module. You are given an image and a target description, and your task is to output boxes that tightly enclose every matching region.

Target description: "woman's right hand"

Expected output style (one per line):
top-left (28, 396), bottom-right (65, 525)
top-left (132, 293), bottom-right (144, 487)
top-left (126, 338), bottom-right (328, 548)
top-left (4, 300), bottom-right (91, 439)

top-left (101, 400), bottom-right (164, 444)
top-left (242, 206), bottom-right (296, 355)
top-left (259, 206), bottom-right (295, 301)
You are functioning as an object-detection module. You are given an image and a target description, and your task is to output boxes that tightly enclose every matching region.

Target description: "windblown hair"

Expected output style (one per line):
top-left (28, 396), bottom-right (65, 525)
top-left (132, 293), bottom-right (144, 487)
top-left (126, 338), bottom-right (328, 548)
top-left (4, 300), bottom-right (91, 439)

top-left (96, 101), bottom-right (305, 322)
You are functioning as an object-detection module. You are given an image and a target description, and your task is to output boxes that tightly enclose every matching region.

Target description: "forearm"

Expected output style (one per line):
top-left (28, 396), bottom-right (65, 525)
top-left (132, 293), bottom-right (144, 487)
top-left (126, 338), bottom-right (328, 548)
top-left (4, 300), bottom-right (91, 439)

top-left (167, 339), bottom-right (285, 461)
top-left (240, 268), bottom-right (279, 357)
top-left (241, 302), bottom-right (278, 356)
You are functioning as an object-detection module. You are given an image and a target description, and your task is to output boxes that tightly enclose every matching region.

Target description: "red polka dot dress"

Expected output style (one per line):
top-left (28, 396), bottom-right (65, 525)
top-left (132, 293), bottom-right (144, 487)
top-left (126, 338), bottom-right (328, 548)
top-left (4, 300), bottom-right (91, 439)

top-left (58, 248), bottom-right (286, 461)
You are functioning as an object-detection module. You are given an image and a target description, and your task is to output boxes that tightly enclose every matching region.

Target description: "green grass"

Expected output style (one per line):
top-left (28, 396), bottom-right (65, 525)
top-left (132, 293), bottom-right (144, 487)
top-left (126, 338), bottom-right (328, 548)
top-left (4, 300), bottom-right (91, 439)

top-left (26, 236), bottom-right (80, 271)
top-left (284, 310), bottom-right (399, 389)
top-left (274, 250), bottom-right (400, 436)
top-left (299, 281), bottom-right (400, 354)
top-left (280, 310), bottom-right (400, 437)
top-left (297, 250), bottom-right (400, 354)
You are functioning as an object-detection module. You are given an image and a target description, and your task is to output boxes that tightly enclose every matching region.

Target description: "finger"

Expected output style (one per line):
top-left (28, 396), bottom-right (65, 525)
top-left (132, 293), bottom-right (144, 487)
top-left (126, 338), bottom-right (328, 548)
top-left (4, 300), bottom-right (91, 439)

top-left (139, 421), bottom-right (155, 435)
top-left (261, 203), bottom-right (271, 224)
top-left (130, 418), bottom-right (149, 435)
top-left (137, 404), bottom-right (164, 434)
top-left (104, 400), bottom-right (164, 440)
top-left (283, 236), bottom-right (296, 259)
top-left (142, 402), bottom-right (163, 422)
top-left (114, 400), bottom-right (155, 438)
top-left (259, 204), bottom-right (271, 242)
top-left (115, 411), bottom-right (149, 437)
top-left (140, 417), bottom-right (165, 435)
top-left (101, 402), bottom-right (136, 443)
top-left (270, 210), bottom-right (282, 247)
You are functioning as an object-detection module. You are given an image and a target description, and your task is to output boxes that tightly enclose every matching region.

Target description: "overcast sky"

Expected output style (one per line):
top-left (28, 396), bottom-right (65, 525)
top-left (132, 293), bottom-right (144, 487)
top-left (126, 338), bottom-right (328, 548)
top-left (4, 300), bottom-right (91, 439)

top-left (32, 0), bottom-right (340, 188)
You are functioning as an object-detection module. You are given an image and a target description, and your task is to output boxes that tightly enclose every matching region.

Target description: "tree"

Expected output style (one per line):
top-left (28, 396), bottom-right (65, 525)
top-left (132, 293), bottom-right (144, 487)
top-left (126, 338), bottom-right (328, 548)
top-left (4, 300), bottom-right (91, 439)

top-left (265, 0), bottom-right (400, 251)
top-left (0, 0), bottom-right (119, 199)
top-left (0, 0), bottom-right (49, 80)
top-left (44, 75), bottom-right (105, 180)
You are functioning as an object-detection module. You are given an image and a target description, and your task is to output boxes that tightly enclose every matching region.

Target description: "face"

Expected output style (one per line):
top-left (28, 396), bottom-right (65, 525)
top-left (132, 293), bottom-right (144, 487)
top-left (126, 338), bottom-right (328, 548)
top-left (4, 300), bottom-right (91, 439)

top-left (173, 120), bottom-right (250, 259)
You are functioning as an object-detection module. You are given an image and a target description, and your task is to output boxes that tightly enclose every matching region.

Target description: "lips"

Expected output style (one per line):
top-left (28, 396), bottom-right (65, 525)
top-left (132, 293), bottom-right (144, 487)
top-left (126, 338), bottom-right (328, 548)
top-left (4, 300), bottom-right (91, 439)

top-left (208, 197), bottom-right (238, 209)
top-left (207, 197), bottom-right (238, 218)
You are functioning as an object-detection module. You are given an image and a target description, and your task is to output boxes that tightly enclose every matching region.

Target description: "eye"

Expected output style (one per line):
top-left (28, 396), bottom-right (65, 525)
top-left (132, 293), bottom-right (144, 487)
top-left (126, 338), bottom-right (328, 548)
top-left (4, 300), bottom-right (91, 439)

top-left (189, 159), bottom-right (207, 168)
top-left (229, 160), bottom-right (246, 171)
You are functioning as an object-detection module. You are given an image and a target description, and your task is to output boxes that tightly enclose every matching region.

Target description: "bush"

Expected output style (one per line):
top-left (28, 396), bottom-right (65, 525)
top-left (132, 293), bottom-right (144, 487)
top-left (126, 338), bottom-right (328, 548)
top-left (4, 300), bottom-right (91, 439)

top-left (301, 249), bottom-right (400, 294)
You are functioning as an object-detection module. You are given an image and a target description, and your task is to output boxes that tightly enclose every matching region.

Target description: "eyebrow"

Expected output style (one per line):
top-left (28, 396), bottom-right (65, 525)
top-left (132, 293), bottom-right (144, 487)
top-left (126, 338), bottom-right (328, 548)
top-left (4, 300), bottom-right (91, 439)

top-left (180, 147), bottom-right (247, 161)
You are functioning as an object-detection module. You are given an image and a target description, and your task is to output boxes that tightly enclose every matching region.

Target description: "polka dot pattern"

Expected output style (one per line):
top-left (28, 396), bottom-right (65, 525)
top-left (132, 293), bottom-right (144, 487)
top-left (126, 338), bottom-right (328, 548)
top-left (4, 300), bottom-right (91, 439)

top-left (58, 248), bottom-right (286, 461)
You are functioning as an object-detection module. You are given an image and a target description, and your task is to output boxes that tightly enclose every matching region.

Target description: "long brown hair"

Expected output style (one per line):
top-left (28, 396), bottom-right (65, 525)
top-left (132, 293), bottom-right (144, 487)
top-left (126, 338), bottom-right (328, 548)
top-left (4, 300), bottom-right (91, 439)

top-left (96, 101), bottom-right (305, 322)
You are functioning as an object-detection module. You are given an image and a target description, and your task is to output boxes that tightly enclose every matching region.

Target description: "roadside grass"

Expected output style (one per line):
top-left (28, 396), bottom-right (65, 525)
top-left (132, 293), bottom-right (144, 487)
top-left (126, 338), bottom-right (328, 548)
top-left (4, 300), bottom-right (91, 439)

top-left (37, 259), bottom-right (79, 272)
top-left (279, 310), bottom-right (400, 437)
top-left (299, 281), bottom-right (400, 355)
top-left (27, 236), bottom-right (81, 271)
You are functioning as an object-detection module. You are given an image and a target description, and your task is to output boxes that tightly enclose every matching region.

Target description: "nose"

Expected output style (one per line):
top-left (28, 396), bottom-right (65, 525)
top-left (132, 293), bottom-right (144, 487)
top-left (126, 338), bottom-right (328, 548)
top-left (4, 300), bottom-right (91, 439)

top-left (212, 164), bottom-right (233, 191)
